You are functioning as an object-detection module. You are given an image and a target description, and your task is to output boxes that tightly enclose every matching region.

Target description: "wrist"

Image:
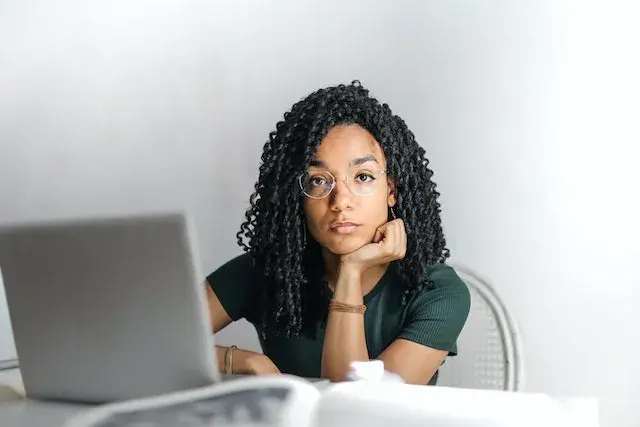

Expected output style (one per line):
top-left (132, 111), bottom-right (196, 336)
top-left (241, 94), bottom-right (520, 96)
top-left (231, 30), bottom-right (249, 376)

top-left (333, 262), bottom-right (364, 302)
top-left (223, 345), bottom-right (238, 374)
top-left (231, 349), bottom-right (260, 375)
top-left (338, 260), bottom-right (365, 279)
top-left (242, 351), bottom-right (280, 375)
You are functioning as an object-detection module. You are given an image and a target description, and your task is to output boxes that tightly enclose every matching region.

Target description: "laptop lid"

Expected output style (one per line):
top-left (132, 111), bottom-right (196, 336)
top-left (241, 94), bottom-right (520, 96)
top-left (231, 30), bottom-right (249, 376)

top-left (0, 212), bottom-right (220, 403)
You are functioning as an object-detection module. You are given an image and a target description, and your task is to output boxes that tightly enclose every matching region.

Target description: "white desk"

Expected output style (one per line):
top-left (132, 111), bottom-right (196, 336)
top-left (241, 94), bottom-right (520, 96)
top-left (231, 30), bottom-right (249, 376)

top-left (1, 368), bottom-right (599, 427)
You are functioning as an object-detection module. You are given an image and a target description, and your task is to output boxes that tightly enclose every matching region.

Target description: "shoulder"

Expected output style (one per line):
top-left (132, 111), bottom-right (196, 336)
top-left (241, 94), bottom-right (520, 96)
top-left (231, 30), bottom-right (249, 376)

top-left (207, 252), bottom-right (254, 281)
top-left (206, 252), bottom-right (257, 321)
top-left (396, 263), bottom-right (470, 354)
top-left (406, 263), bottom-right (471, 319)
top-left (426, 263), bottom-right (470, 297)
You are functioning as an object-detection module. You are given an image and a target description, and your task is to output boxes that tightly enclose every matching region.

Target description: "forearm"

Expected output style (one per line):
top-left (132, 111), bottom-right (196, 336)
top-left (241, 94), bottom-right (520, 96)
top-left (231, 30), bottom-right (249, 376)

top-left (321, 266), bottom-right (369, 381)
top-left (215, 345), bottom-right (267, 375)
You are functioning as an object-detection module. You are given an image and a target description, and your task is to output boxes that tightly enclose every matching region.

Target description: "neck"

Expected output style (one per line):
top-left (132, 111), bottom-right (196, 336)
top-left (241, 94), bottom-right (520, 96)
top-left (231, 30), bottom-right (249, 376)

top-left (321, 248), bottom-right (389, 296)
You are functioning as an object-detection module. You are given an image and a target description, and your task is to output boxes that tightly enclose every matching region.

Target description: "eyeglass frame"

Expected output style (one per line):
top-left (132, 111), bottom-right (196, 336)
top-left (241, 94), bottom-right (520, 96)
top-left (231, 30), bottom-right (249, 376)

top-left (297, 166), bottom-right (388, 200)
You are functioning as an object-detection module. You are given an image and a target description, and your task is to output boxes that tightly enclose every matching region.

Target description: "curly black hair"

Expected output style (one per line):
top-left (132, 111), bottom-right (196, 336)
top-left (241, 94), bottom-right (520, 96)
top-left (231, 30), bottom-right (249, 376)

top-left (236, 81), bottom-right (449, 339)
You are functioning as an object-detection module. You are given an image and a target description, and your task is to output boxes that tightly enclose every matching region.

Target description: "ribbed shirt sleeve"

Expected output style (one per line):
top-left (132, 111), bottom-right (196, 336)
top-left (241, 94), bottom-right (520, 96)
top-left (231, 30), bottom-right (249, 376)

top-left (397, 265), bottom-right (471, 355)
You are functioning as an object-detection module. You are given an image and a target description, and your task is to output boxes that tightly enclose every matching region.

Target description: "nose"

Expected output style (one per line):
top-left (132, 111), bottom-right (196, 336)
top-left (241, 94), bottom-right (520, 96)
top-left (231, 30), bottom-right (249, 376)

top-left (329, 177), bottom-right (354, 211)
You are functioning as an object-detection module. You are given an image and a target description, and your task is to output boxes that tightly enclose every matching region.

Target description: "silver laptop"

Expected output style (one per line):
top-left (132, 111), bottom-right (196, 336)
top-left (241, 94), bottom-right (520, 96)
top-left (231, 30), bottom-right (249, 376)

top-left (0, 212), bottom-right (221, 403)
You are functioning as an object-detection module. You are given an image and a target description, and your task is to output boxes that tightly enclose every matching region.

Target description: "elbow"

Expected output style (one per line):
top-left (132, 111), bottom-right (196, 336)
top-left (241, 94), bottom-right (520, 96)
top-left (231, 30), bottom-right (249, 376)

top-left (322, 370), bottom-right (348, 383)
top-left (321, 363), bottom-right (351, 382)
top-left (322, 360), bottom-right (368, 382)
top-left (326, 367), bottom-right (348, 382)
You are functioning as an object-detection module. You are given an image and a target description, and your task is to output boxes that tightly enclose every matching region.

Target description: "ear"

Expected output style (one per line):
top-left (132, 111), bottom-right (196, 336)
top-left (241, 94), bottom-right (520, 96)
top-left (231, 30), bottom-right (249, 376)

top-left (387, 178), bottom-right (397, 207)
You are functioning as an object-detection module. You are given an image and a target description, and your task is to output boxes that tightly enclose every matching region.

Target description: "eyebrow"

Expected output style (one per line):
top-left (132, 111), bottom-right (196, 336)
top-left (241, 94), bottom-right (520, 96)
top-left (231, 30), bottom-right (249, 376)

top-left (350, 154), bottom-right (379, 167)
top-left (308, 159), bottom-right (326, 168)
top-left (308, 154), bottom-right (379, 168)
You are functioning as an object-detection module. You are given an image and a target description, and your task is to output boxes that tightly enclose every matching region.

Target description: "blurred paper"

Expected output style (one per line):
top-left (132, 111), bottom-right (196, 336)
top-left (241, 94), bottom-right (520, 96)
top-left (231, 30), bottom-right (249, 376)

top-left (346, 360), bottom-right (405, 383)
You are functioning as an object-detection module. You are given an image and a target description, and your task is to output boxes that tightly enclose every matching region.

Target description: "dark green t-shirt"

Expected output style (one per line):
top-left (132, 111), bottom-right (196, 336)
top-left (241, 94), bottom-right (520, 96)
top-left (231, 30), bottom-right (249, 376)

top-left (207, 253), bottom-right (470, 383)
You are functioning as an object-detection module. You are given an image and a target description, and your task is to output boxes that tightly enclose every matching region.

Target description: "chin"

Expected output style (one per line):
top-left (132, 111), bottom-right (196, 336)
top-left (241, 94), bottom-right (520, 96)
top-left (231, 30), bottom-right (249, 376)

top-left (323, 236), bottom-right (369, 255)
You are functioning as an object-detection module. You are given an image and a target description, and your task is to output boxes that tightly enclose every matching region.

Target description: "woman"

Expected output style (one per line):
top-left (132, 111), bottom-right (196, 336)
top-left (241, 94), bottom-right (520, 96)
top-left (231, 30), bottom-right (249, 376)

top-left (206, 81), bottom-right (470, 385)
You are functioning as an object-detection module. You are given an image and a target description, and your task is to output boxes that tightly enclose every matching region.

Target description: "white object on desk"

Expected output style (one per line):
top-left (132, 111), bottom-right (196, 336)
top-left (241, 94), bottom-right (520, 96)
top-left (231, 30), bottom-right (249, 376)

top-left (345, 360), bottom-right (404, 383)
top-left (0, 369), bottom-right (329, 427)
top-left (1, 369), bottom-right (599, 427)
top-left (62, 375), bottom-right (320, 427)
top-left (317, 381), bottom-right (599, 427)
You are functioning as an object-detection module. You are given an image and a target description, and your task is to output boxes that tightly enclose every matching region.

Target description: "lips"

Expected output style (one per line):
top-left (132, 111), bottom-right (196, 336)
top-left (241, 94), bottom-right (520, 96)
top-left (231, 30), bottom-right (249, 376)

top-left (330, 221), bottom-right (360, 234)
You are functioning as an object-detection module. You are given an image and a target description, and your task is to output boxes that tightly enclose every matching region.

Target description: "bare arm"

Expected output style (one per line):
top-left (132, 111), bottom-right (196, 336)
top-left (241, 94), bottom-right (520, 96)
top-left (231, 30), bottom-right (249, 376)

top-left (205, 282), bottom-right (279, 375)
top-left (322, 219), bottom-right (448, 384)
top-left (206, 281), bottom-right (233, 333)
top-left (319, 266), bottom-right (448, 384)
top-left (321, 266), bottom-right (370, 381)
top-left (378, 340), bottom-right (448, 385)
top-left (321, 219), bottom-right (407, 381)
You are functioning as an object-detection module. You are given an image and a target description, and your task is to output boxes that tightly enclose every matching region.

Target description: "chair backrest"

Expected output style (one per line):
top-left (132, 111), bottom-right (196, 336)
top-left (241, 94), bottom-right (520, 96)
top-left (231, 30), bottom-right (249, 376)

top-left (437, 264), bottom-right (524, 391)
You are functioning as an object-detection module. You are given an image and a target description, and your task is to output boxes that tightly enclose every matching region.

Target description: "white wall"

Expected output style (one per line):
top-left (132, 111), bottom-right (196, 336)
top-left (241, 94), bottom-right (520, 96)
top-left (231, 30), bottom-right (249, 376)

top-left (1, 1), bottom-right (638, 425)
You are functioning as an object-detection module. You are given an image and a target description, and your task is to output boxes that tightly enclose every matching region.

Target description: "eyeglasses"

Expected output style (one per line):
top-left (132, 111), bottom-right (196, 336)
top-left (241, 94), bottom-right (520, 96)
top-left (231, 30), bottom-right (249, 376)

top-left (298, 164), bottom-right (387, 199)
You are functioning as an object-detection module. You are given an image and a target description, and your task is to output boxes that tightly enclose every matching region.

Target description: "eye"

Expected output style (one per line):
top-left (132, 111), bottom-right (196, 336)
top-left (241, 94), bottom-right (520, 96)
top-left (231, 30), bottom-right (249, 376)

top-left (355, 173), bottom-right (375, 183)
top-left (309, 176), bottom-right (327, 187)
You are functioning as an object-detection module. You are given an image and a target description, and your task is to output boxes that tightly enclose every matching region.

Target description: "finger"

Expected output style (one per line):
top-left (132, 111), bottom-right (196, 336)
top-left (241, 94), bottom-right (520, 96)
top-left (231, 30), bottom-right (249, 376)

top-left (382, 221), bottom-right (400, 257)
top-left (373, 222), bottom-right (390, 244)
top-left (393, 220), bottom-right (402, 257)
top-left (386, 221), bottom-right (396, 252)
top-left (398, 220), bottom-right (407, 258)
top-left (372, 228), bottom-right (383, 244)
top-left (383, 219), bottom-right (402, 260)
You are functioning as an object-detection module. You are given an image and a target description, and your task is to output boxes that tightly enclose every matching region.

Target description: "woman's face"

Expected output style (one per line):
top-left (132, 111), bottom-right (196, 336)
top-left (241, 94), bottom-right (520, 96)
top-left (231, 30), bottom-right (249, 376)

top-left (302, 124), bottom-right (396, 256)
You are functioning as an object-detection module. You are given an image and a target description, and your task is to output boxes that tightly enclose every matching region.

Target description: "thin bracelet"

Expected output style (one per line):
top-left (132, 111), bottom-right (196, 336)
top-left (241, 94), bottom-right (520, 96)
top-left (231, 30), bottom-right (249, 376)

top-left (224, 345), bottom-right (238, 374)
top-left (329, 298), bottom-right (367, 314)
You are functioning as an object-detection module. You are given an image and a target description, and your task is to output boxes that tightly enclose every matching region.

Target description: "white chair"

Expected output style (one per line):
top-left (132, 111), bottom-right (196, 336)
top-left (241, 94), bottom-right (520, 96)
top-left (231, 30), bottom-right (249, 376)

top-left (437, 264), bottom-right (524, 391)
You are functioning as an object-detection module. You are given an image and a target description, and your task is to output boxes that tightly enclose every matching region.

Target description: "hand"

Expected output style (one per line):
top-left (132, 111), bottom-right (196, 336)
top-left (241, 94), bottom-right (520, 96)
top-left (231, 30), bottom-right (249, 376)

top-left (240, 351), bottom-right (281, 376)
top-left (340, 219), bottom-right (407, 274)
